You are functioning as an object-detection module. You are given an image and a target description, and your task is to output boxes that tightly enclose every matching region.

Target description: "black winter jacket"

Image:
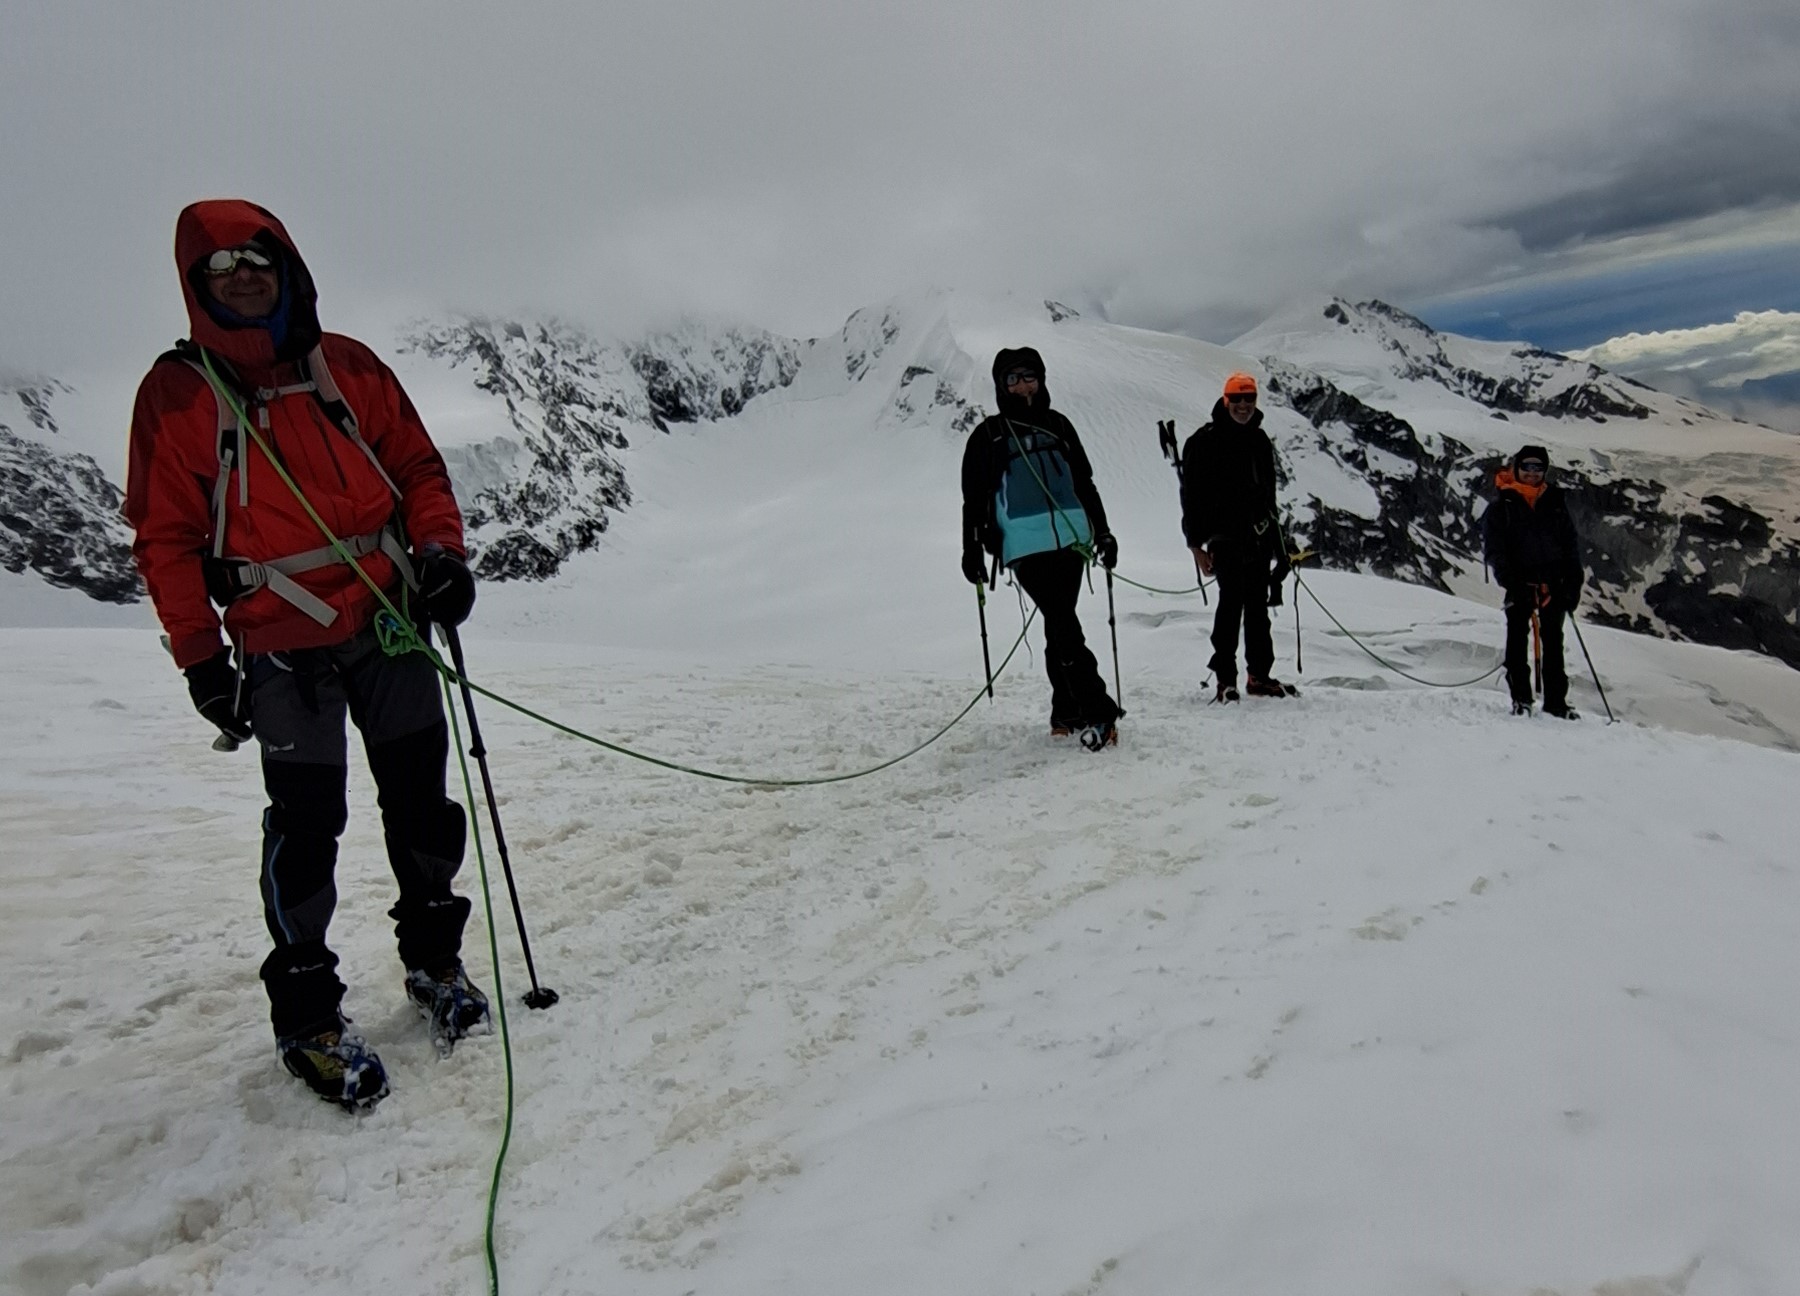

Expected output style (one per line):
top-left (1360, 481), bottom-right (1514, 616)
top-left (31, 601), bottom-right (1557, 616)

top-left (1482, 469), bottom-right (1584, 604)
top-left (961, 347), bottom-right (1109, 560)
top-left (1179, 400), bottom-right (1280, 550)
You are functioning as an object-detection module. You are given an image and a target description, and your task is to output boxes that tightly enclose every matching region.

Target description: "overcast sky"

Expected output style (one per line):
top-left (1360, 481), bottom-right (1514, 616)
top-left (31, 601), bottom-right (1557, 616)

top-left (5, 0), bottom-right (1799, 380)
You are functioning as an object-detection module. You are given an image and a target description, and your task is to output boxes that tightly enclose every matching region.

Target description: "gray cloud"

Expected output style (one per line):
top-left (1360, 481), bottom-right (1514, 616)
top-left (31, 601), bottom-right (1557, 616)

top-left (1490, 111), bottom-right (1800, 251)
top-left (1572, 310), bottom-right (1800, 432)
top-left (3, 0), bottom-right (1798, 377)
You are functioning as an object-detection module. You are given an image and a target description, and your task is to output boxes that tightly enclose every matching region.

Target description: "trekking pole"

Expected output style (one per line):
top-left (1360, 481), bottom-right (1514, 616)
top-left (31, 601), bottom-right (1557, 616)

top-left (440, 624), bottom-right (560, 1010)
top-left (1568, 615), bottom-right (1617, 724)
top-left (976, 563), bottom-right (995, 702)
top-left (1105, 566), bottom-right (1123, 709)
top-left (1159, 419), bottom-right (1208, 605)
top-left (1293, 567), bottom-right (1302, 674)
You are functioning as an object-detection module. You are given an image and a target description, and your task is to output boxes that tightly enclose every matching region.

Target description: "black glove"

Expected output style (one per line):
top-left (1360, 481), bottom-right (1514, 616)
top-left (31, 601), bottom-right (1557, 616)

top-left (1094, 532), bottom-right (1118, 570)
top-left (1268, 576), bottom-right (1285, 607)
top-left (184, 650), bottom-right (253, 743)
top-left (962, 546), bottom-right (990, 586)
top-left (417, 546), bottom-right (476, 627)
top-left (1558, 578), bottom-right (1582, 613)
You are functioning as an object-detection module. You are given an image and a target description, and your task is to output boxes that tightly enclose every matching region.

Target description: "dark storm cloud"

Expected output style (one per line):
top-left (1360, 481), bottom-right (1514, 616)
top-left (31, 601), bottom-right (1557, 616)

top-left (1491, 111), bottom-right (1800, 251)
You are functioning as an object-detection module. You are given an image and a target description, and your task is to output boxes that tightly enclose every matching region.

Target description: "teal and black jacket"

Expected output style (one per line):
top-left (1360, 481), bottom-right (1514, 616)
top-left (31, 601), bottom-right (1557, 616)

top-left (961, 347), bottom-right (1110, 569)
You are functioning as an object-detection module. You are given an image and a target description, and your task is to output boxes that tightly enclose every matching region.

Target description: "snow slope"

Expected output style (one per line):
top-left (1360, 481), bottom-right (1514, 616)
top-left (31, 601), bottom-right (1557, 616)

top-left (5, 582), bottom-right (1800, 1296)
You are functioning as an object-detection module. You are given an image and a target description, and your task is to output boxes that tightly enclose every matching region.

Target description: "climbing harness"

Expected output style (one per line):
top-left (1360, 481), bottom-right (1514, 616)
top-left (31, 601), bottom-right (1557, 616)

top-left (188, 344), bottom-right (417, 627)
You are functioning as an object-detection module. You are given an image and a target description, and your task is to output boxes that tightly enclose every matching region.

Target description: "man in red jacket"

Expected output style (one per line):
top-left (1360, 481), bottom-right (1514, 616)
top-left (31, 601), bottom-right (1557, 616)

top-left (126, 200), bottom-right (487, 1110)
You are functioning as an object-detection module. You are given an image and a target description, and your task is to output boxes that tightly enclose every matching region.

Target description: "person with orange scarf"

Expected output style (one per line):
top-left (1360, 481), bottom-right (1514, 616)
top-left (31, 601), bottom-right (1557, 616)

top-left (1482, 445), bottom-right (1586, 717)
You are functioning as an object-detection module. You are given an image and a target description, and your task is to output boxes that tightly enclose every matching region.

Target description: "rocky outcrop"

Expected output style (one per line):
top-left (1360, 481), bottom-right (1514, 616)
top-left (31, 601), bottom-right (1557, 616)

top-left (1264, 361), bottom-right (1481, 590)
top-left (400, 316), bottom-right (800, 581)
top-left (1263, 350), bottom-right (1800, 668)
top-left (628, 322), bottom-right (801, 426)
top-left (0, 380), bottom-right (141, 603)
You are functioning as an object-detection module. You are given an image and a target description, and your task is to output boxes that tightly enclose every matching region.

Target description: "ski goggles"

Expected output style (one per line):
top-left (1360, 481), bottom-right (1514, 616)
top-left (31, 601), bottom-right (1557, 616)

top-left (1002, 369), bottom-right (1041, 386)
top-left (1516, 460), bottom-right (1547, 473)
top-left (1225, 393), bottom-right (1257, 405)
top-left (203, 246), bottom-right (275, 276)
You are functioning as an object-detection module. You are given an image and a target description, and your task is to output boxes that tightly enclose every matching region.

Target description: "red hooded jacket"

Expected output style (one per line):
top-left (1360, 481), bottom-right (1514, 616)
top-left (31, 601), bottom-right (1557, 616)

top-left (125, 200), bottom-right (464, 668)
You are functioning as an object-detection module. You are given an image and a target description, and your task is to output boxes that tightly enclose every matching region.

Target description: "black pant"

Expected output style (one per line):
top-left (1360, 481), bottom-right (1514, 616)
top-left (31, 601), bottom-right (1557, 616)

top-left (1010, 548), bottom-right (1119, 727)
top-left (1208, 535), bottom-right (1275, 684)
top-left (248, 625), bottom-right (470, 1039)
top-left (1503, 590), bottom-right (1567, 710)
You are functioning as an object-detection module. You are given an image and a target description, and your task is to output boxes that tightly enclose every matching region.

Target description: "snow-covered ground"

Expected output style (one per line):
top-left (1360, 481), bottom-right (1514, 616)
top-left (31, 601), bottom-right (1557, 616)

top-left (7, 288), bottom-right (1800, 1295)
top-left (6, 559), bottom-right (1800, 1296)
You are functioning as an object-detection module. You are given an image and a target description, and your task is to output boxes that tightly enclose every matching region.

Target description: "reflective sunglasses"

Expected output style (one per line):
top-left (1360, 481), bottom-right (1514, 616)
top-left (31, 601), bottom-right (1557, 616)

top-left (1003, 369), bottom-right (1040, 386)
top-left (1225, 393), bottom-right (1257, 405)
top-left (203, 246), bottom-right (275, 276)
top-left (1517, 460), bottom-right (1547, 473)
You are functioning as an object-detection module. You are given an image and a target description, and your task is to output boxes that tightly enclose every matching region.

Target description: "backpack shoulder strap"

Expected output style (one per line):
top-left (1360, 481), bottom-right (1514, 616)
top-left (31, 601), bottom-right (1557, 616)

top-left (299, 345), bottom-right (402, 501)
top-left (160, 341), bottom-right (251, 556)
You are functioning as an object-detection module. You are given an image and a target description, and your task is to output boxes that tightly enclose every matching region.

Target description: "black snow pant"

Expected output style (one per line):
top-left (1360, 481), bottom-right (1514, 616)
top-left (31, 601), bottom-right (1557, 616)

top-left (1503, 589), bottom-right (1568, 710)
top-left (1010, 548), bottom-right (1120, 729)
top-left (247, 622), bottom-right (471, 1040)
top-left (1208, 534), bottom-right (1275, 684)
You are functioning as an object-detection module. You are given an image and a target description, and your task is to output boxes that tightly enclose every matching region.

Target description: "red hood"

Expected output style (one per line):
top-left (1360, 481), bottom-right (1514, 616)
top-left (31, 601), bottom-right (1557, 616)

top-left (174, 199), bottom-right (321, 373)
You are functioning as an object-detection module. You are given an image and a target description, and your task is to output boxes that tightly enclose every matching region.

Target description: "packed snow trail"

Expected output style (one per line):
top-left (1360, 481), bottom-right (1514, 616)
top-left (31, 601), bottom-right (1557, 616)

top-left (5, 595), bottom-right (1800, 1296)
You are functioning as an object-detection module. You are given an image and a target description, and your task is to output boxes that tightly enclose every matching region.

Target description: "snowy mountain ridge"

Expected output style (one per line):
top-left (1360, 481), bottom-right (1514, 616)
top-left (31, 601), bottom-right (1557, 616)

top-left (6, 292), bottom-right (1799, 667)
top-left (1314, 298), bottom-right (1663, 422)
top-left (398, 315), bottom-right (802, 580)
top-left (1237, 299), bottom-right (1800, 666)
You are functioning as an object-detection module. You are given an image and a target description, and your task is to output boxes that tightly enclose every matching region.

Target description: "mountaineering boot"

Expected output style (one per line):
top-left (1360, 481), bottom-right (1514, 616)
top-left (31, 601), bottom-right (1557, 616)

top-left (1510, 699), bottom-right (1533, 716)
top-left (406, 961), bottom-right (492, 1057)
top-left (1050, 721), bottom-right (1076, 739)
top-left (1213, 681), bottom-right (1240, 704)
top-left (1245, 674), bottom-right (1295, 698)
top-left (279, 1017), bottom-right (389, 1111)
top-left (1079, 717), bottom-right (1119, 751)
top-left (1541, 703), bottom-right (1580, 720)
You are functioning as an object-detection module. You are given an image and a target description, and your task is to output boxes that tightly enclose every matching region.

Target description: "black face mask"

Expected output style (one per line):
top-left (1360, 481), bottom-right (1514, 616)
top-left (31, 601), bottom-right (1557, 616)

top-left (1000, 382), bottom-right (1046, 413)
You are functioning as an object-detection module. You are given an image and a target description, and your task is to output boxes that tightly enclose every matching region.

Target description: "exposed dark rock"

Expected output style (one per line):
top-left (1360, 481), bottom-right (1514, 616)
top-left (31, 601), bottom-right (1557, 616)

top-left (401, 318), bottom-right (636, 582)
top-left (627, 326), bottom-right (800, 427)
top-left (1264, 349), bottom-right (1800, 669)
top-left (0, 422), bottom-right (141, 603)
top-left (402, 315), bottom-right (802, 582)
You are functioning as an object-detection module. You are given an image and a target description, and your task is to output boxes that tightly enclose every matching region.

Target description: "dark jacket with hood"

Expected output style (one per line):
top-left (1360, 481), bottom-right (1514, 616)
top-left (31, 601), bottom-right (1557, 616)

top-left (1179, 398), bottom-right (1280, 552)
top-left (126, 199), bottom-right (464, 668)
top-left (960, 347), bottom-right (1110, 565)
top-left (1482, 458), bottom-right (1583, 602)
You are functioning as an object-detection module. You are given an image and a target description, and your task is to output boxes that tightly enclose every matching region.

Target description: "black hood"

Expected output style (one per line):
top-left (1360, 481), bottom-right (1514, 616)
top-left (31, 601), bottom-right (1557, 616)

top-left (992, 346), bottom-right (1050, 413)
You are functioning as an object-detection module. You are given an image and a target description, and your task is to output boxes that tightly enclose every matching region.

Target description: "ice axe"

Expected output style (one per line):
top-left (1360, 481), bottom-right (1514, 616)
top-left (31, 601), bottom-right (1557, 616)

top-left (1157, 419), bottom-right (1208, 604)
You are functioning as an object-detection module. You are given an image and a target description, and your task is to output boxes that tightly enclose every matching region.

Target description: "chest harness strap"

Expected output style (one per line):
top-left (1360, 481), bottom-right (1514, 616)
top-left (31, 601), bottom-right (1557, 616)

top-left (185, 346), bottom-right (417, 627)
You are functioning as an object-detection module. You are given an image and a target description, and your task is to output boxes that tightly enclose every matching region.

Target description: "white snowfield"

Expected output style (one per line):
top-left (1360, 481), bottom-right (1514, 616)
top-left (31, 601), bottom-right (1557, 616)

top-left (6, 291), bottom-right (1800, 1296)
